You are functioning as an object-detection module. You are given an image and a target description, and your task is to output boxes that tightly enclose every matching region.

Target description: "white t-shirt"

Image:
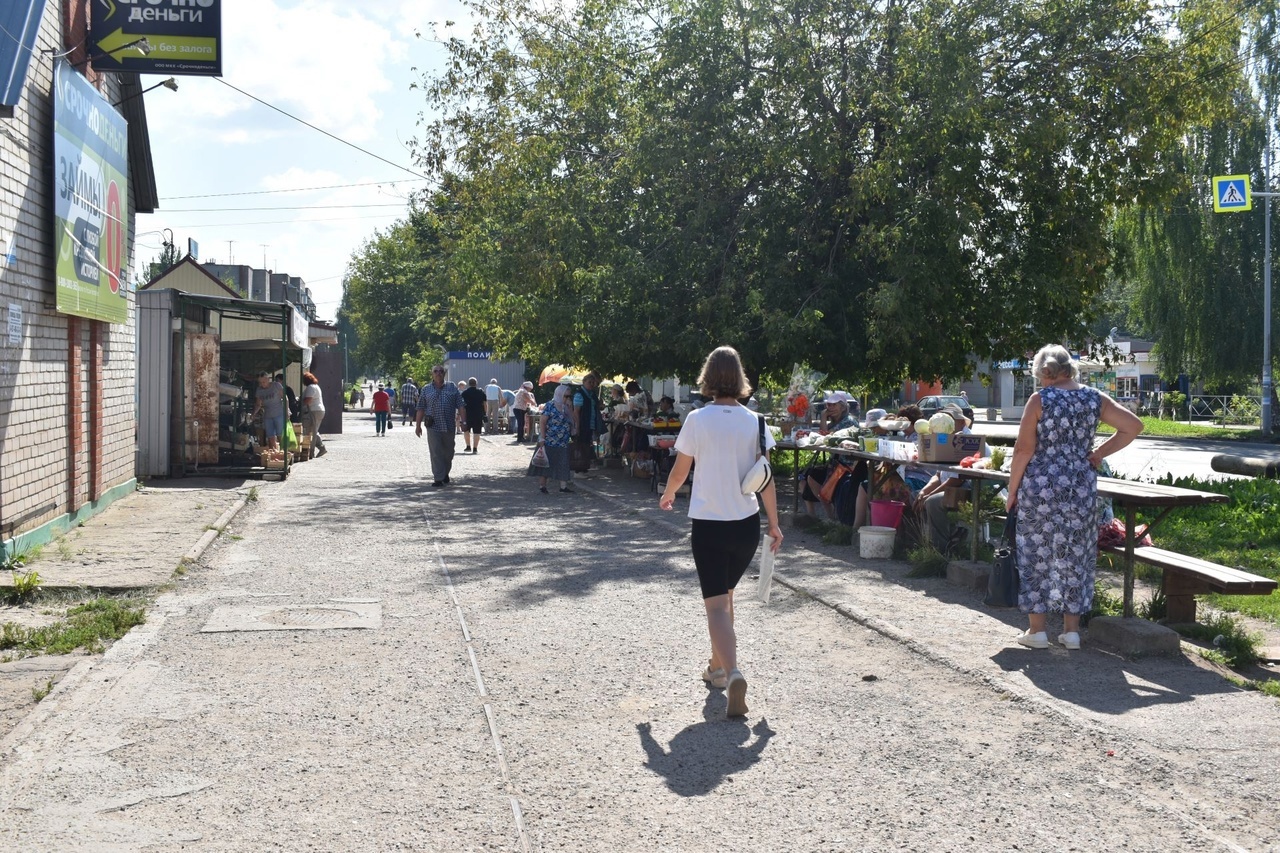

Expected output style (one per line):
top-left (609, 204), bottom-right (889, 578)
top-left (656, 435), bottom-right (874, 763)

top-left (485, 383), bottom-right (502, 402)
top-left (301, 383), bottom-right (324, 412)
top-left (673, 403), bottom-right (775, 521)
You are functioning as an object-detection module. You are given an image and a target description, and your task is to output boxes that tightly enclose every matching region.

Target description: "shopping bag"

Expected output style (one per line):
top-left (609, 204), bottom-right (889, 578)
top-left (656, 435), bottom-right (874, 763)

top-left (818, 461), bottom-right (852, 503)
top-left (757, 537), bottom-right (777, 603)
top-left (531, 444), bottom-right (550, 468)
top-left (283, 420), bottom-right (298, 451)
top-left (984, 511), bottom-right (1019, 608)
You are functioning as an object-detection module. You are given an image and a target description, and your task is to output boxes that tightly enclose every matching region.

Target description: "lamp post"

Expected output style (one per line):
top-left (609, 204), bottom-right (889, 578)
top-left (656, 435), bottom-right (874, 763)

top-left (112, 77), bottom-right (178, 108)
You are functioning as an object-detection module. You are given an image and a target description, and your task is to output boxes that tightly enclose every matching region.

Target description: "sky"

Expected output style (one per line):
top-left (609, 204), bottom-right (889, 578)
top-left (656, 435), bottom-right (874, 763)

top-left (135, 0), bottom-right (467, 323)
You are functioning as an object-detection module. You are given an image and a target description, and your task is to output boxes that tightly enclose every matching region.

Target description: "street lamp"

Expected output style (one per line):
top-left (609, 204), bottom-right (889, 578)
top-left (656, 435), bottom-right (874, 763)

top-left (112, 77), bottom-right (178, 108)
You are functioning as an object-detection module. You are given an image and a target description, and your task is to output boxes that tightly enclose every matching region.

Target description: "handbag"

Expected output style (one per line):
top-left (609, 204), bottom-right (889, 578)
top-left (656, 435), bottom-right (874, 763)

top-left (531, 444), bottom-right (550, 468)
top-left (741, 415), bottom-right (773, 494)
top-left (818, 461), bottom-right (852, 503)
top-left (984, 510), bottom-right (1020, 608)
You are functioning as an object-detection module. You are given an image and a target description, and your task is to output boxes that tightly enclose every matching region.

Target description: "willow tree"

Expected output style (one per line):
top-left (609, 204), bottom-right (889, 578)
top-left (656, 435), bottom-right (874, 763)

top-left (411, 0), bottom-right (1228, 389)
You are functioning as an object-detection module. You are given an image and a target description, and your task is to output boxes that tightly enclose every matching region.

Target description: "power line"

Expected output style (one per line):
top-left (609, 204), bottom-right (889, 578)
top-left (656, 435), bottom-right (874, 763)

top-left (164, 178), bottom-right (429, 200)
top-left (162, 203), bottom-right (408, 212)
top-left (159, 212), bottom-right (405, 228)
top-left (215, 77), bottom-right (432, 181)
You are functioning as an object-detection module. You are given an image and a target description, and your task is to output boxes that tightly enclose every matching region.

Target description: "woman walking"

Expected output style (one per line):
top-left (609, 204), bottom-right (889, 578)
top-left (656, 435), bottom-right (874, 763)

top-left (299, 372), bottom-right (327, 458)
top-left (1007, 344), bottom-right (1143, 650)
top-left (529, 384), bottom-right (575, 493)
top-left (660, 346), bottom-right (783, 717)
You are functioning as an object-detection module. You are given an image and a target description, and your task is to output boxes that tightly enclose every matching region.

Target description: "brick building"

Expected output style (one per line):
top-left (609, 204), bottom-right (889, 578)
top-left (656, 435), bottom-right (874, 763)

top-left (0, 0), bottom-right (158, 556)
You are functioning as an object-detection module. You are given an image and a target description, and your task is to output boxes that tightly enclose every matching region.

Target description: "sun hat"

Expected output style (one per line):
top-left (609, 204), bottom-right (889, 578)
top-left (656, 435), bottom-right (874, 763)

top-left (942, 403), bottom-right (969, 427)
top-left (824, 390), bottom-right (852, 406)
top-left (863, 408), bottom-right (887, 429)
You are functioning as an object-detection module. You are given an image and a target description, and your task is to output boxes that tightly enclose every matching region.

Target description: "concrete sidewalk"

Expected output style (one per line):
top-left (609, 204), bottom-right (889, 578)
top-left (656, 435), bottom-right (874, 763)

top-left (1, 422), bottom-right (1277, 850)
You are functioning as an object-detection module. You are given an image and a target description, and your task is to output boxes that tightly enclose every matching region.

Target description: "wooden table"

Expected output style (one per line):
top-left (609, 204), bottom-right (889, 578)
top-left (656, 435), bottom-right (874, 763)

top-left (776, 440), bottom-right (1229, 617)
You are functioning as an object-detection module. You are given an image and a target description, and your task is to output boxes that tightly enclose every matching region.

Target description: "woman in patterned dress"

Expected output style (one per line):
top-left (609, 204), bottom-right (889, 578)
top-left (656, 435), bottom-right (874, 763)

top-left (529, 384), bottom-right (576, 493)
top-left (1007, 345), bottom-right (1143, 650)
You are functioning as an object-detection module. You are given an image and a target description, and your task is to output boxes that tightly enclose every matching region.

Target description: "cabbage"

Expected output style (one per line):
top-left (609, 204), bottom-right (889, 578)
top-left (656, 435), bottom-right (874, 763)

top-left (914, 418), bottom-right (931, 435)
top-left (929, 412), bottom-right (956, 435)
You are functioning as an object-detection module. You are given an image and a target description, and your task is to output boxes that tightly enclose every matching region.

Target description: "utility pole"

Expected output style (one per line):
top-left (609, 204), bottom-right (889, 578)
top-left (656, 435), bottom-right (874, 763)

top-left (227, 240), bottom-right (234, 265)
top-left (1265, 140), bottom-right (1274, 437)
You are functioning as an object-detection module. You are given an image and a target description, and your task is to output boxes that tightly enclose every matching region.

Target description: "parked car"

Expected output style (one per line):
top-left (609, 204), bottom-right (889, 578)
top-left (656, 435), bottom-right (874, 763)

top-left (917, 395), bottom-right (975, 424)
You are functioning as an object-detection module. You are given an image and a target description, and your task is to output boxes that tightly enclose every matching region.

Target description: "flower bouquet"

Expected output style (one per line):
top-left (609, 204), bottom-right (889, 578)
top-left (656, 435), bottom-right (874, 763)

top-left (782, 363), bottom-right (825, 435)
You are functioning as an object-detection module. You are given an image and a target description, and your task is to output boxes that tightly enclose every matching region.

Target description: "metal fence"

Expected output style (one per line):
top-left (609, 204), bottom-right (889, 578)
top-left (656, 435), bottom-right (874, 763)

top-left (1140, 391), bottom-right (1263, 426)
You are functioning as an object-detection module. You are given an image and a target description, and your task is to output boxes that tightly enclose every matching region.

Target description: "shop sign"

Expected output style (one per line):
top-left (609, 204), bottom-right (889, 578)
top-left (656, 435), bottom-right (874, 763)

top-left (90, 0), bottom-right (223, 77)
top-left (447, 351), bottom-right (494, 360)
top-left (52, 61), bottom-right (129, 325)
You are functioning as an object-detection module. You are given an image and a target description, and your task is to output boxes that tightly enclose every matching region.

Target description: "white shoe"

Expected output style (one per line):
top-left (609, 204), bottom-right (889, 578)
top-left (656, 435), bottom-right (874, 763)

top-left (1058, 632), bottom-right (1081, 650)
top-left (701, 666), bottom-right (727, 689)
top-left (725, 669), bottom-right (748, 717)
top-left (1015, 631), bottom-right (1049, 649)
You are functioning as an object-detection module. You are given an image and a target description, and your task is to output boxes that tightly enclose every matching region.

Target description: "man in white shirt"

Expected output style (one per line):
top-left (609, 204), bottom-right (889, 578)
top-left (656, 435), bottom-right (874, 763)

top-left (484, 378), bottom-right (502, 434)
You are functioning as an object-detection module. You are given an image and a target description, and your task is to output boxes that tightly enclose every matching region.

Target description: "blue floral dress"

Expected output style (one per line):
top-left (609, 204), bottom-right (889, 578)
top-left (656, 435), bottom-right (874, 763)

top-left (528, 403), bottom-right (574, 482)
top-left (1016, 386), bottom-right (1101, 615)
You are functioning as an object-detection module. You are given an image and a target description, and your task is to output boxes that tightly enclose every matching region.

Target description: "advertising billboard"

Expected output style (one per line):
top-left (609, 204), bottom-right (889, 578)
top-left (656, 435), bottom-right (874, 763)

top-left (53, 61), bottom-right (130, 325)
top-left (89, 0), bottom-right (222, 77)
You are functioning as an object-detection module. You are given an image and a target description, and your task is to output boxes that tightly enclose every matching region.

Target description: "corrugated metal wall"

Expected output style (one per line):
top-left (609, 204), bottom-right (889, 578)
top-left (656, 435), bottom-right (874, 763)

top-left (441, 358), bottom-right (527, 393)
top-left (136, 290), bottom-right (174, 478)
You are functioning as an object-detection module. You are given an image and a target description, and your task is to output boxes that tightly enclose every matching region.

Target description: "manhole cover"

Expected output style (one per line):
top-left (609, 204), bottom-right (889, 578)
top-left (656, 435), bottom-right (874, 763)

top-left (258, 607), bottom-right (363, 627)
top-left (200, 603), bottom-right (381, 633)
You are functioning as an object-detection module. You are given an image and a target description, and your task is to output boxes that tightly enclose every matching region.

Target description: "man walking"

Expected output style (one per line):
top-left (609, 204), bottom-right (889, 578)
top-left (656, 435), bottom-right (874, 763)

top-left (484, 378), bottom-right (503, 434)
top-left (574, 371), bottom-right (603, 468)
top-left (415, 365), bottom-right (466, 487)
top-left (400, 377), bottom-right (419, 425)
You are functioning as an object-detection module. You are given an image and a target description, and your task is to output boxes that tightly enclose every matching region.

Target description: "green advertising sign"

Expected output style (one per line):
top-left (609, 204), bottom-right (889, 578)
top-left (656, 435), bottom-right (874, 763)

top-left (53, 61), bottom-right (130, 325)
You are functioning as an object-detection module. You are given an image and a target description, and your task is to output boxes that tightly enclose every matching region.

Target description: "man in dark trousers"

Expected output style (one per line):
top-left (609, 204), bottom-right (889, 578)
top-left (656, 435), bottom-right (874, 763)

top-left (415, 365), bottom-right (466, 487)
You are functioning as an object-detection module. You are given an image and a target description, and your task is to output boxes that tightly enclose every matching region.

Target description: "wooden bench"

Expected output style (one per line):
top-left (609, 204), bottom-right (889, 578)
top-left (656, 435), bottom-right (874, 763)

top-left (1101, 545), bottom-right (1278, 623)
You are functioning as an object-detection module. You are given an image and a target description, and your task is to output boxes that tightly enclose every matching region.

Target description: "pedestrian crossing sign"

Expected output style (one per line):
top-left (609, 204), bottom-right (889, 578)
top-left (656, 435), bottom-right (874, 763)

top-left (1212, 175), bottom-right (1252, 213)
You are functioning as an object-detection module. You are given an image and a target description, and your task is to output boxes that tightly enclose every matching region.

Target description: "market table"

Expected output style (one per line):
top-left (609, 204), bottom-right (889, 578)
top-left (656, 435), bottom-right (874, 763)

top-left (629, 420), bottom-right (682, 492)
top-left (777, 440), bottom-right (1233, 617)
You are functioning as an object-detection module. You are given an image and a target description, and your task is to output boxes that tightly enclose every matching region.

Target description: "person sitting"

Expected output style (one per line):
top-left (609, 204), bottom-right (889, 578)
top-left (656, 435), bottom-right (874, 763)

top-left (820, 391), bottom-right (858, 432)
top-left (801, 393), bottom-right (863, 520)
top-left (853, 405), bottom-right (928, 529)
top-left (915, 404), bottom-right (986, 554)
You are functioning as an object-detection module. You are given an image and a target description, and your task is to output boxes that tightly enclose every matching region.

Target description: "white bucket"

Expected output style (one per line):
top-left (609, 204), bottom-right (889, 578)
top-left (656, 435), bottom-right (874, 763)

top-left (858, 525), bottom-right (897, 559)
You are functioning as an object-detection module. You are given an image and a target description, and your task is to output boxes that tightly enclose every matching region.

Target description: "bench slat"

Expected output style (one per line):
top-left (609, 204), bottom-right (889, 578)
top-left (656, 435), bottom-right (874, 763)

top-left (1102, 545), bottom-right (1277, 594)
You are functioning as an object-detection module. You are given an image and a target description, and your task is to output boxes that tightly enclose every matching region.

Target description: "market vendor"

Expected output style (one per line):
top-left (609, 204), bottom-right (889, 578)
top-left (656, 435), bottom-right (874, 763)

top-left (801, 392), bottom-right (862, 520)
top-left (852, 405), bottom-right (931, 529)
top-left (914, 404), bottom-right (987, 554)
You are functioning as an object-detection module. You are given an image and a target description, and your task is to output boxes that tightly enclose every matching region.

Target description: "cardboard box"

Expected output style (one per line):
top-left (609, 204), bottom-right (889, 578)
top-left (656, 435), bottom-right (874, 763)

top-left (917, 432), bottom-right (985, 463)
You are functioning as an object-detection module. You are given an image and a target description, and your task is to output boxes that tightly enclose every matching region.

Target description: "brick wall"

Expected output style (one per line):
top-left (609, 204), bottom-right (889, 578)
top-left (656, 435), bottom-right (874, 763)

top-left (0, 0), bottom-right (138, 541)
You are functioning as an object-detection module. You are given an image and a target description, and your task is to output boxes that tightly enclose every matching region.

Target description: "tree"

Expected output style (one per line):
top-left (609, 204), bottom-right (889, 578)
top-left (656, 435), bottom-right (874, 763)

top-left (1113, 1), bottom-right (1280, 387)
top-left (407, 0), bottom-right (1228, 390)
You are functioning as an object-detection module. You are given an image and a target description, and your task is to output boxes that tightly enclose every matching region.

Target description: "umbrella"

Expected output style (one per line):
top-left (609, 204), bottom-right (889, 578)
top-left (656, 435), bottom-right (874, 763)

top-left (538, 364), bottom-right (586, 386)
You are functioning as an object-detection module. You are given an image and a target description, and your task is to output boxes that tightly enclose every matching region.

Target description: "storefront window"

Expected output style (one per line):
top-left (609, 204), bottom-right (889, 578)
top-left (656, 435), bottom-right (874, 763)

top-left (1013, 373), bottom-right (1037, 405)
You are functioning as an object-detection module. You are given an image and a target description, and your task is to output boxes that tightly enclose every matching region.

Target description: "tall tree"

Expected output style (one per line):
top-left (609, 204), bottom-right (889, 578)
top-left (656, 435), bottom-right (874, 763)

top-left (411, 0), bottom-right (1227, 389)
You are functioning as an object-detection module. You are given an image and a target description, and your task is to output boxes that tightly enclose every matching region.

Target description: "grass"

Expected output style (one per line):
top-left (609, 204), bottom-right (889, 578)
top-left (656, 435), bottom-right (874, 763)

top-left (1174, 610), bottom-right (1263, 668)
top-left (1131, 474), bottom-right (1280, 623)
top-left (906, 542), bottom-right (950, 578)
top-left (2, 569), bottom-right (43, 605)
top-left (31, 679), bottom-right (53, 702)
top-left (1256, 679), bottom-right (1280, 698)
top-left (247, 486), bottom-right (260, 502)
top-left (0, 598), bottom-right (147, 658)
top-left (1096, 416), bottom-right (1261, 441)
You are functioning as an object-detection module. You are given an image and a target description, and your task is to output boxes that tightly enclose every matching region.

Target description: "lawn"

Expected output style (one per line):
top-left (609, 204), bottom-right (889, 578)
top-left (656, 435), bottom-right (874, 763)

top-left (1132, 475), bottom-right (1280, 623)
top-left (1098, 417), bottom-right (1264, 441)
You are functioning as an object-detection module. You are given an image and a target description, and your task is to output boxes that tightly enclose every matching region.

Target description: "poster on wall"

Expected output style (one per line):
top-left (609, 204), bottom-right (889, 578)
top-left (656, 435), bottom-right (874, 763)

top-left (52, 61), bottom-right (130, 325)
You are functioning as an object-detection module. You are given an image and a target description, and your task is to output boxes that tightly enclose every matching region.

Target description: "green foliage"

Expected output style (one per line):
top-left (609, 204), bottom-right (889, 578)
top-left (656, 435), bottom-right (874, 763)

top-left (397, 0), bottom-right (1228, 389)
top-left (906, 543), bottom-right (949, 578)
top-left (1091, 581), bottom-right (1125, 619)
top-left (0, 598), bottom-right (147, 658)
top-left (3, 569), bottom-right (43, 605)
top-left (1256, 679), bottom-right (1280, 698)
top-left (820, 522), bottom-right (854, 547)
top-left (1175, 611), bottom-right (1263, 668)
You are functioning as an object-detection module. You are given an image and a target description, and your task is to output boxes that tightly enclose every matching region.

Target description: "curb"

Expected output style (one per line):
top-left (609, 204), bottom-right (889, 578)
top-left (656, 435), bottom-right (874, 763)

top-left (182, 494), bottom-right (250, 565)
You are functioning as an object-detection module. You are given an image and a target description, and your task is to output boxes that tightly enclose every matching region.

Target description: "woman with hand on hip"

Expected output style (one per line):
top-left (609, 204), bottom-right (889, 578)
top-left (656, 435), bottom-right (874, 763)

top-left (1007, 344), bottom-right (1143, 650)
top-left (660, 346), bottom-right (783, 718)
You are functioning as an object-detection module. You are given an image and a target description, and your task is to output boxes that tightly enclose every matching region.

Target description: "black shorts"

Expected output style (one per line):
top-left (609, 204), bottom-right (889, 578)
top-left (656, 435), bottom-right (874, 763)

top-left (464, 416), bottom-right (484, 434)
top-left (691, 514), bottom-right (761, 599)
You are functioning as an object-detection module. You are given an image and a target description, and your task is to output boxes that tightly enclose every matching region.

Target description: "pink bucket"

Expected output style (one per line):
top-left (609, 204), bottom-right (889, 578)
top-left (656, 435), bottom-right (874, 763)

top-left (869, 499), bottom-right (906, 529)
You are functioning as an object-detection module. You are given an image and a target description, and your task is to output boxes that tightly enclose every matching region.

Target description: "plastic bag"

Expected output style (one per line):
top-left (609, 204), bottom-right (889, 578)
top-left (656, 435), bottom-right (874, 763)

top-left (283, 421), bottom-right (298, 451)
top-left (531, 444), bottom-right (550, 468)
top-left (757, 538), bottom-right (776, 603)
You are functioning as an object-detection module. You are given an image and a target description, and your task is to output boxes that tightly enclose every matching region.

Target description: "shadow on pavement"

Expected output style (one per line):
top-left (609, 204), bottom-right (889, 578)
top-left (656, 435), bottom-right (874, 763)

top-left (636, 695), bottom-right (775, 797)
top-left (990, 647), bottom-right (1239, 714)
